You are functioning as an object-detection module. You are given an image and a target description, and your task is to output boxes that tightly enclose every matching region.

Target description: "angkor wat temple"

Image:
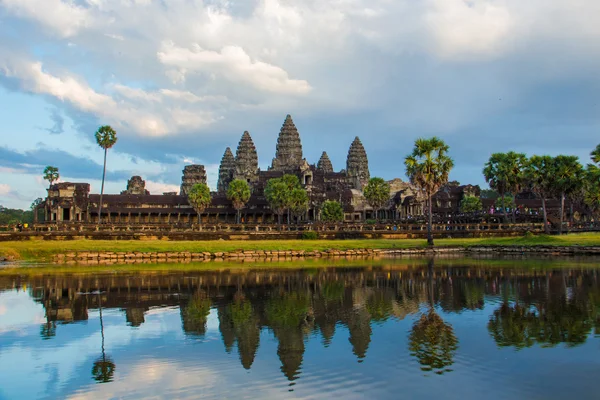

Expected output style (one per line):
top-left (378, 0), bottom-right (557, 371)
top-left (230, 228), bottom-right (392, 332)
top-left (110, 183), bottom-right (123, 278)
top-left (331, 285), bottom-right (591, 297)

top-left (41, 115), bottom-right (479, 224)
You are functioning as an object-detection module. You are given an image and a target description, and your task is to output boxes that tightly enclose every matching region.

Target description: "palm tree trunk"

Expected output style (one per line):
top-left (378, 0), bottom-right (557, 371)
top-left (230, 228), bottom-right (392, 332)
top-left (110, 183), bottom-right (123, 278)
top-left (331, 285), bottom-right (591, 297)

top-left (542, 197), bottom-right (549, 234)
top-left (97, 148), bottom-right (107, 225)
top-left (500, 191), bottom-right (508, 223)
top-left (559, 191), bottom-right (565, 235)
top-left (427, 193), bottom-right (434, 246)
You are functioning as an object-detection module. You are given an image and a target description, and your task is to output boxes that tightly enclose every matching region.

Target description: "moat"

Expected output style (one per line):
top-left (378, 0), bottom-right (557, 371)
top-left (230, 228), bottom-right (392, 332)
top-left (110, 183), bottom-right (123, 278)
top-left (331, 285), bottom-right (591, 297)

top-left (1, 258), bottom-right (599, 399)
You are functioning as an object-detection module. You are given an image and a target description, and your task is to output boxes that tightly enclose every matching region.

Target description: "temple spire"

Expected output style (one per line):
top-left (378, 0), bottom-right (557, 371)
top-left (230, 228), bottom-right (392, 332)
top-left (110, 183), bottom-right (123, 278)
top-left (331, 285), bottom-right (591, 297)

top-left (346, 136), bottom-right (370, 189)
top-left (217, 147), bottom-right (235, 193)
top-left (234, 131), bottom-right (259, 184)
top-left (317, 151), bottom-right (334, 173)
top-left (270, 114), bottom-right (303, 172)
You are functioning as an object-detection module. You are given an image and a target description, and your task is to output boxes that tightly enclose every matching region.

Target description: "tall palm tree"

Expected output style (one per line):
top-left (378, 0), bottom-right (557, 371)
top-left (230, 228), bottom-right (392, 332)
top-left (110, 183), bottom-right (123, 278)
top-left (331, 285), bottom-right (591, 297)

top-left (553, 155), bottom-right (584, 235)
top-left (405, 137), bottom-right (454, 246)
top-left (525, 155), bottom-right (555, 234)
top-left (95, 126), bottom-right (117, 225)
top-left (187, 183), bottom-right (211, 225)
top-left (92, 291), bottom-right (115, 383)
top-left (227, 179), bottom-right (251, 223)
top-left (504, 152), bottom-right (528, 222)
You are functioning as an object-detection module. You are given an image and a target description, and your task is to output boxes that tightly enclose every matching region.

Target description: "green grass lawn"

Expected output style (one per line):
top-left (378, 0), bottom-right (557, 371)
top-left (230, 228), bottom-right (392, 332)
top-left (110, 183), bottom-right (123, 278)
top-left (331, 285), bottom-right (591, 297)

top-left (2, 233), bottom-right (600, 261)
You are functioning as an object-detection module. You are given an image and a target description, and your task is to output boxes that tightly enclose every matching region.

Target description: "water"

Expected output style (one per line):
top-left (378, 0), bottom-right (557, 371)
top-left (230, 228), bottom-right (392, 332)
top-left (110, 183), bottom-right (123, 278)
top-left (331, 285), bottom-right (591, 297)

top-left (1, 258), bottom-right (599, 399)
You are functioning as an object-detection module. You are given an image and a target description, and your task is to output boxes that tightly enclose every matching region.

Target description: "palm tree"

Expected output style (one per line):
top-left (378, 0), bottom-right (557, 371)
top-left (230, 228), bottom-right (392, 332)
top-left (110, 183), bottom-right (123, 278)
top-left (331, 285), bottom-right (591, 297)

top-left (94, 126), bottom-right (117, 225)
top-left (405, 137), bottom-right (454, 246)
top-left (553, 155), bottom-right (584, 235)
top-left (363, 177), bottom-right (390, 221)
top-left (408, 259), bottom-right (458, 375)
top-left (483, 152), bottom-right (527, 223)
top-left (289, 188), bottom-right (309, 223)
top-left (43, 166), bottom-right (59, 188)
top-left (187, 183), bottom-right (211, 225)
top-left (504, 152), bottom-right (528, 222)
top-left (227, 179), bottom-right (251, 224)
top-left (525, 155), bottom-right (555, 234)
top-left (92, 292), bottom-right (115, 383)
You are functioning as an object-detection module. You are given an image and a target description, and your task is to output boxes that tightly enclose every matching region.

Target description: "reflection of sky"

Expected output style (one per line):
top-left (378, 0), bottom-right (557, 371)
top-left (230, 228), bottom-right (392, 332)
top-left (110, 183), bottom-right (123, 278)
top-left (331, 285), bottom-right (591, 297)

top-left (0, 291), bottom-right (599, 400)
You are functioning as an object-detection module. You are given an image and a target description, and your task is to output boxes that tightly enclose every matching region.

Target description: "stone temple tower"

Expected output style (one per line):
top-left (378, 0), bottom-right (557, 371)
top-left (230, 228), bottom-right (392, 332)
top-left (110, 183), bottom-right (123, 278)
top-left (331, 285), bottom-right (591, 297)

top-left (180, 165), bottom-right (207, 196)
top-left (217, 147), bottom-right (235, 193)
top-left (346, 137), bottom-right (370, 189)
top-left (317, 151), bottom-right (334, 173)
top-left (234, 131), bottom-right (259, 185)
top-left (270, 114), bottom-right (303, 173)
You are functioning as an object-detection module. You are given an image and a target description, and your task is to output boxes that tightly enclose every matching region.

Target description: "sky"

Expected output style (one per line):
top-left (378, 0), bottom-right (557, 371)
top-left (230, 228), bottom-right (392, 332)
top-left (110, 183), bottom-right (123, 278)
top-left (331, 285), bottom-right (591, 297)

top-left (1, 0), bottom-right (599, 209)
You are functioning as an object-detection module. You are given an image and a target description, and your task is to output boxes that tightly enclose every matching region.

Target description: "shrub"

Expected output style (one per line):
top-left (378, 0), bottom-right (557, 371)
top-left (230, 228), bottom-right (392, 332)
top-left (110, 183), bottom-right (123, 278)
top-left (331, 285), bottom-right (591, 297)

top-left (302, 231), bottom-right (319, 240)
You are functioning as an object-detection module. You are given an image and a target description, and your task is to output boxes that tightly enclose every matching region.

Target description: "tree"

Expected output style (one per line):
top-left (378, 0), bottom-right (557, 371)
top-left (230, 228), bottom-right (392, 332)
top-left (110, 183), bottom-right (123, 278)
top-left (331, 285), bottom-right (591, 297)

top-left (289, 188), bottom-right (309, 223)
top-left (264, 174), bottom-right (302, 225)
top-left (187, 183), bottom-right (211, 224)
top-left (227, 179), bottom-right (251, 223)
top-left (584, 145), bottom-right (600, 216)
top-left (92, 292), bottom-right (115, 383)
top-left (553, 155), bottom-right (584, 235)
top-left (321, 200), bottom-right (344, 222)
top-left (483, 152), bottom-right (527, 223)
top-left (363, 177), bottom-right (390, 220)
top-left (31, 198), bottom-right (44, 223)
top-left (43, 166), bottom-right (59, 188)
top-left (405, 137), bottom-right (454, 246)
top-left (264, 179), bottom-right (288, 225)
top-left (525, 155), bottom-right (555, 234)
top-left (459, 195), bottom-right (482, 213)
top-left (94, 126), bottom-right (118, 225)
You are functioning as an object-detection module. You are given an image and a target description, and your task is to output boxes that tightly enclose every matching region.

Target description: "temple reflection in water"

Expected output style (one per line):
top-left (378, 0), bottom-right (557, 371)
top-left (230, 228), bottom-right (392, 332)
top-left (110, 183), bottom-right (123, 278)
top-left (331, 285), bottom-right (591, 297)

top-left (2, 262), bottom-right (599, 382)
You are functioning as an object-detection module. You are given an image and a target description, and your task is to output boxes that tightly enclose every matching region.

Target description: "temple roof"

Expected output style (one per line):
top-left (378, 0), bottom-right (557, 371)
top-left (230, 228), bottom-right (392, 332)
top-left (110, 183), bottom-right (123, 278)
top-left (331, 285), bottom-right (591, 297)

top-left (271, 114), bottom-right (303, 172)
top-left (317, 151), bottom-right (334, 173)
top-left (235, 131), bottom-right (259, 176)
top-left (217, 147), bottom-right (236, 193)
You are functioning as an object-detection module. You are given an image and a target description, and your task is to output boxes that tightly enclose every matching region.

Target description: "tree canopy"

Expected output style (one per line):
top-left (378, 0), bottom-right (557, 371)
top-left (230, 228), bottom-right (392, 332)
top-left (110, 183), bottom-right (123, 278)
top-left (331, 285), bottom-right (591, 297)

top-left (321, 200), bottom-right (344, 222)
top-left (43, 166), bottom-right (59, 188)
top-left (187, 183), bottom-right (211, 223)
top-left (227, 179), bottom-right (251, 223)
top-left (459, 196), bottom-right (482, 213)
top-left (363, 177), bottom-right (390, 218)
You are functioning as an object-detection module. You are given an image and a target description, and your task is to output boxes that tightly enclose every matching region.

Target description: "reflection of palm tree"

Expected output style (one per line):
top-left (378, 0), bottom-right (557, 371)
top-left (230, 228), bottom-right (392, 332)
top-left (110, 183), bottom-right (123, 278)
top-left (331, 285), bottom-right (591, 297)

top-left (92, 292), bottom-right (115, 383)
top-left (488, 303), bottom-right (536, 349)
top-left (181, 292), bottom-right (212, 336)
top-left (408, 259), bottom-right (458, 375)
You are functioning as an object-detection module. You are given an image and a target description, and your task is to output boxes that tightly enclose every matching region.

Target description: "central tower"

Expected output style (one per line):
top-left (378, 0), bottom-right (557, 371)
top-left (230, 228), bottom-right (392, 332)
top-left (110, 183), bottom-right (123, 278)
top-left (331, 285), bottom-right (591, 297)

top-left (270, 114), bottom-right (303, 173)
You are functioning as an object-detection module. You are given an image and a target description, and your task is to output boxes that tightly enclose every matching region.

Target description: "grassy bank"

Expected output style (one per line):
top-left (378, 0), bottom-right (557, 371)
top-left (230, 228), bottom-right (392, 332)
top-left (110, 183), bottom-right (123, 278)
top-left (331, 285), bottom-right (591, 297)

top-left (2, 233), bottom-right (600, 261)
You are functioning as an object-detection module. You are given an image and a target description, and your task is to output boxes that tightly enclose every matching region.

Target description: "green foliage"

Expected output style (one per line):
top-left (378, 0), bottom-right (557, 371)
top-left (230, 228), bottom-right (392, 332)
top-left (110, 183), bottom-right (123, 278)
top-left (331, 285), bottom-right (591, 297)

top-left (405, 137), bottom-right (453, 245)
top-left (43, 166), bottom-right (59, 188)
top-left (526, 155), bottom-right (555, 200)
top-left (264, 174), bottom-right (306, 221)
top-left (405, 137), bottom-right (454, 196)
top-left (495, 194), bottom-right (515, 210)
top-left (459, 196), bottom-right (482, 213)
top-left (187, 183), bottom-right (211, 220)
top-left (363, 177), bottom-right (390, 214)
top-left (483, 152), bottom-right (527, 198)
top-left (408, 310), bottom-right (458, 375)
top-left (0, 205), bottom-right (34, 225)
top-left (301, 231), bottom-right (318, 240)
top-left (265, 292), bottom-right (310, 328)
top-left (94, 125), bottom-right (118, 150)
top-left (289, 188), bottom-right (309, 217)
top-left (321, 200), bottom-right (344, 222)
top-left (92, 357), bottom-right (115, 383)
top-left (553, 155), bottom-right (584, 199)
top-left (227, 179), bottom-right (251, 212)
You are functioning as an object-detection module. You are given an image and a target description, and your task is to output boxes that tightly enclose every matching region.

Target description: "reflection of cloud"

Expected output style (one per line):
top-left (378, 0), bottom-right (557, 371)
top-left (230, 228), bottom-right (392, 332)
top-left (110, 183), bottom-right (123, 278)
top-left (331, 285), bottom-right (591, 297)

top-left (0, 291), bottom-right (46, 334)
top-left (66, 360), bottom-right (220, 400)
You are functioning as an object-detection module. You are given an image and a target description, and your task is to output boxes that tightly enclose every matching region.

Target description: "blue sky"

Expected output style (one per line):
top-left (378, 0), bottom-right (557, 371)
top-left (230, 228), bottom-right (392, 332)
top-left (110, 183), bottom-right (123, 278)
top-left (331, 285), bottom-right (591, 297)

top-left (1, 0), bottom-right (600, 209)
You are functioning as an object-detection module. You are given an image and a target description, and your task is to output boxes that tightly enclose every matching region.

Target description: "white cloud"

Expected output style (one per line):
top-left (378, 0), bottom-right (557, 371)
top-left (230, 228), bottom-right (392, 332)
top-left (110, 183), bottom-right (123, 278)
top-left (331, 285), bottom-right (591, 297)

top-left (427, 0), bottom-right (513, 58)
top-left (0, 183), bottom-right (11, 195)
top-left (157, 42), bottom-right (312, 94)
top-left (0, 0), bottom-right (91, 38)
top-left (144, 180), bottom-right (180, 195)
